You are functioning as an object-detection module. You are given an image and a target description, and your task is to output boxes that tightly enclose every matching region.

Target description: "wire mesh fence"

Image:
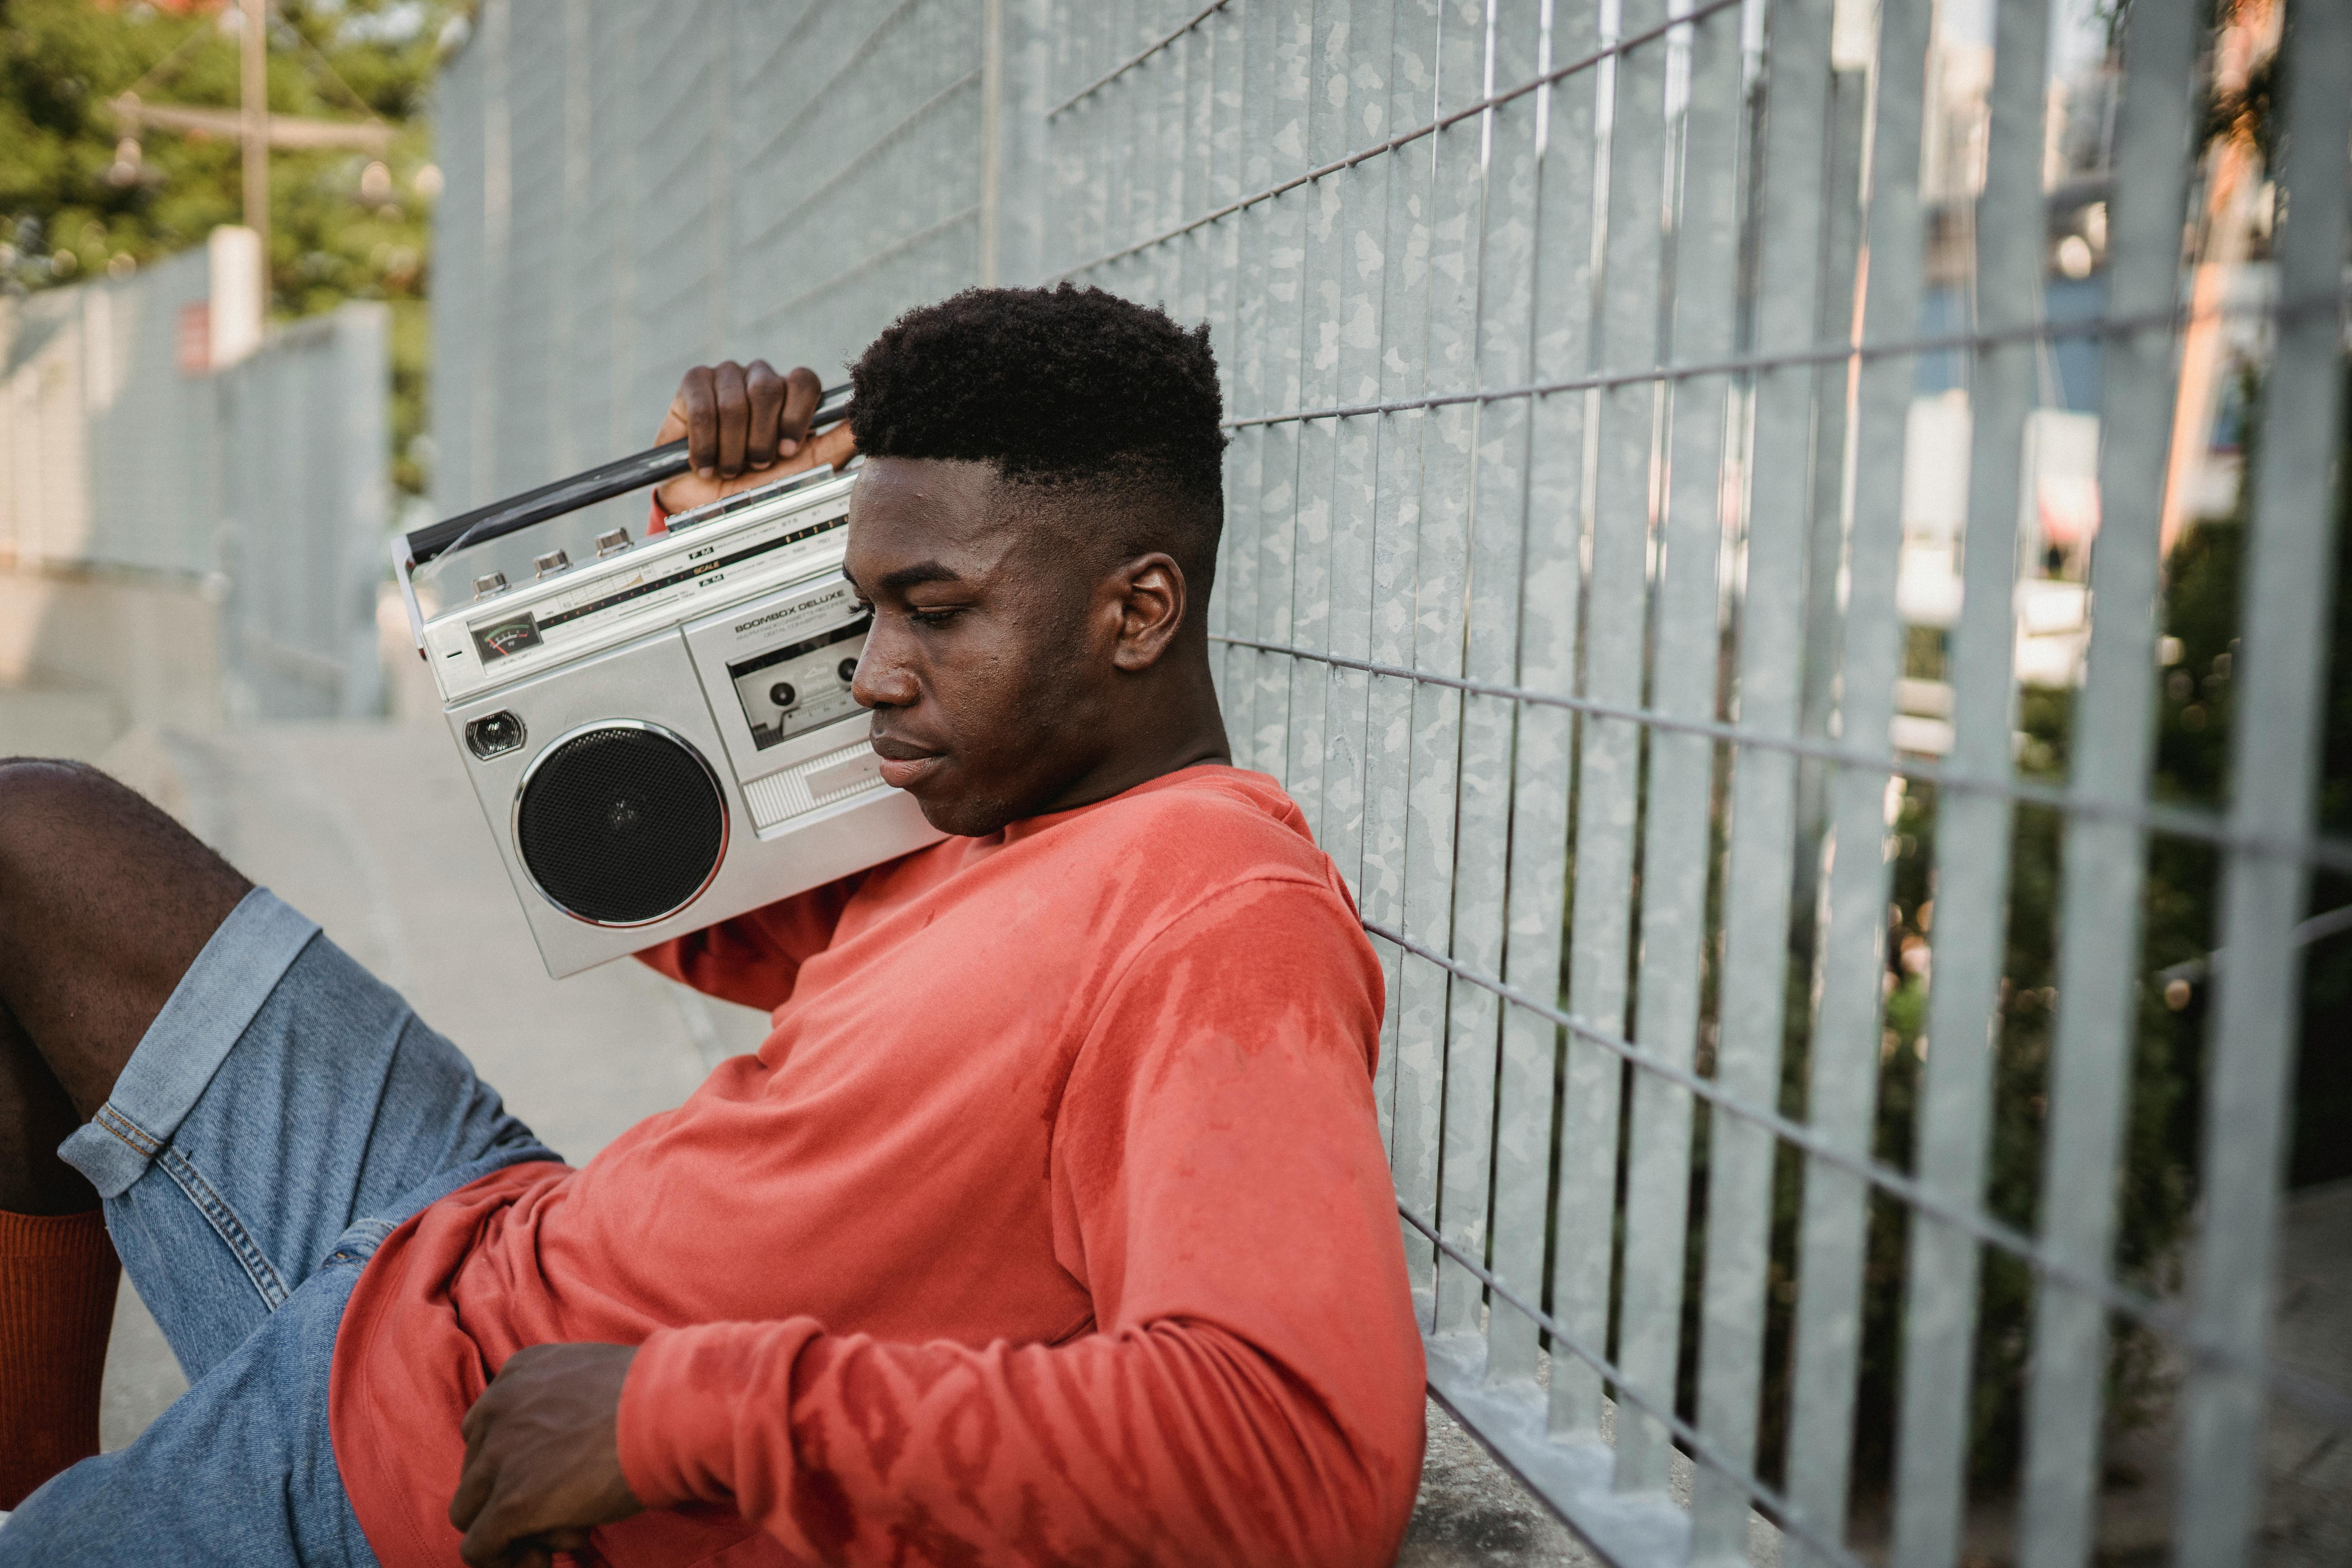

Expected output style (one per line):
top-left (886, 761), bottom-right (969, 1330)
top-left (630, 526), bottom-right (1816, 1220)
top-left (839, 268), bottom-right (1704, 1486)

top-left (428, 1), bottom-right (2352, 1561)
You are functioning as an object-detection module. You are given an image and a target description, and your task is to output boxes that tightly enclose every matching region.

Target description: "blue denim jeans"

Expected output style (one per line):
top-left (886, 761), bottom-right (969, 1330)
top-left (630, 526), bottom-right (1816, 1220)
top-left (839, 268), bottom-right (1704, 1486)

top-left (0, 889), bottom-right (560, 1566)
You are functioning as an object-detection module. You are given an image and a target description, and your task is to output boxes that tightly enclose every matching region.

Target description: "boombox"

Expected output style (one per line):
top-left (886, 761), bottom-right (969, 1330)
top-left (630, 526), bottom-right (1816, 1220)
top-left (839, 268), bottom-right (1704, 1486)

top-left (393, 391), bottom-right (941, 977)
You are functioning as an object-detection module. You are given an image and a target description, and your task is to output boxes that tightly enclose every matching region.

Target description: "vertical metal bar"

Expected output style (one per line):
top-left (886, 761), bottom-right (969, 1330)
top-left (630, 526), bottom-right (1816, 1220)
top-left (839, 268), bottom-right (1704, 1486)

top-left (981, 0), bottom-right (1005, 285)
top-left (701, 0), bottom-right (731, 364)
top-left (1167, 9), bottom-right (1204, 319)
top-left (1887, 0), bottom-right (2049, 1559)
top-left (551, 0), bottom-right (587, 480)
top-left (1203, 0), bottom-right (1249, 721)
top-left (1081, 5), bottom-right (1117, 286)
top-left (1223, 0), bottom-right (1279, 770)
top-left (1105, 0), bottom-right (1141, 258)
top-left (1791, 51), bottom-right (1867, 925)
top-left (1160, 5), bottom-right (1194, 308)
top-left (1316, 0), bottom-right (1398, 906)
top-left (1436, 0), bottom-right (1542, 1350)
top-left (1398, 0), bottom-right (1484, 1322)
top-left (600, 0), bottom-right (641, 460)
top-left (1285, 0), bottom-right (1353, 844)
top-left (1613, 0), bottom-right (1745, 1494)
top-left (1553, 0), bottom-right (1671, 1440)
top-left (1247, 1), bottom-right (1314, 788)
top-left (1134, 0), bottom-right (1170, 284)
top-left (1133, 0), bottom-right (1171, 303)
top-left (2172, 0), bottom-right (2350, 1560)
top-left (1049, 1), bottom-right (1088, 275)
top-left (2010, 4), bottom-right (2200, 1563)
top-left (1370, 0), bottom-right (1441, 1250)
top-left (471, 0), bottom-right (511, 506)
top-left (1782, 0), bottom-right (1932, 1554)
top-left (430, 33), bottom-right (487, 512)
top-left (1171, 14), bottom-right (1212, 323)
top-left (1490, 0), bottom-right (1601, 1397)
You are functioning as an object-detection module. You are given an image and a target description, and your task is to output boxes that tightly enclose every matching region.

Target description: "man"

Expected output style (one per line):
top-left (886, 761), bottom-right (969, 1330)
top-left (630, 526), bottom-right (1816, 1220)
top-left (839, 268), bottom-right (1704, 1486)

top-left (0, 285), bottom-right (1426, 1566)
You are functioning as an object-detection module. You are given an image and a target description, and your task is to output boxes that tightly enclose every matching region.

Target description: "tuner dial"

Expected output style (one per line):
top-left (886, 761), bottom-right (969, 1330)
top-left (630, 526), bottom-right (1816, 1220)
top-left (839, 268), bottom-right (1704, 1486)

top-left (534, 549), bottom-right (571, 577)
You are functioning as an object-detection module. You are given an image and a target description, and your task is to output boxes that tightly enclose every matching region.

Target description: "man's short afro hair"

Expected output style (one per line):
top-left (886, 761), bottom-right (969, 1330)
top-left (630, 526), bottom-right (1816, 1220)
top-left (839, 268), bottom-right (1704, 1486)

top-left (848, 284), bottom-right (1226, 523)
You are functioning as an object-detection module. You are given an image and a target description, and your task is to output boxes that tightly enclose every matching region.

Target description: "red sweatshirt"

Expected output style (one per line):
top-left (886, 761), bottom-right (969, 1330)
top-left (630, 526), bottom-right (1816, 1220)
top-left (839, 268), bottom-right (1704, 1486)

top-left (328, 764), bottom-right (1426, 1566)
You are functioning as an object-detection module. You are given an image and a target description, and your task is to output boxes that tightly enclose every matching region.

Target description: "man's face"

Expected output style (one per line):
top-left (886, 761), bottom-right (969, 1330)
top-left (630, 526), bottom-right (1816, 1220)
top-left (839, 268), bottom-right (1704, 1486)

top-left (842, 456), bottom-right (1113, 837)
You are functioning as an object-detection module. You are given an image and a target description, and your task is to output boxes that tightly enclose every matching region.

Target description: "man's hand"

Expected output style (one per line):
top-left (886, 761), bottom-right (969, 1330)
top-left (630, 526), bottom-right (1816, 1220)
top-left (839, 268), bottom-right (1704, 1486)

top-left (654, 359), bottom-right (857, 515)
top-left (448, 1342), bottom-right (645, 1568)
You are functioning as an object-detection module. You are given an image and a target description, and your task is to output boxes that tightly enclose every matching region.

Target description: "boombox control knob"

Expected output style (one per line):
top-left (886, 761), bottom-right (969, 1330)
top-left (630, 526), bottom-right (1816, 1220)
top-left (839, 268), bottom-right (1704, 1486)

top-left (768, 682), bottom-right (798, 709)
top-left (465, 711), bottom-right (526, 760)
top-left (534, 549), bottom-right (571, 577)
top-left (594, 528), bottom-right (632, 557)
top-left (838, 657), bottom-right (858, 683)
top-left (473, 571), bottom-right (508, 599)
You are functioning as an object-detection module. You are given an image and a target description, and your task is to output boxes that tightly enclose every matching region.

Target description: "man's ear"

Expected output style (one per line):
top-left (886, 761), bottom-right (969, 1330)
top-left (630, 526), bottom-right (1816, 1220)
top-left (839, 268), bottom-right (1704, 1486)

top-left (1108, 553), bottom-right (1188, 672)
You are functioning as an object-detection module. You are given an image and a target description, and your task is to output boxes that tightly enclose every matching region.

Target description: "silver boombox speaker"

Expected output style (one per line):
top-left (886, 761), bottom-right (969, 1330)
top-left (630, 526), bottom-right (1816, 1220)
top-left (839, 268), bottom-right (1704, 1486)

top-left (393, 387), bottom-right (942, 977)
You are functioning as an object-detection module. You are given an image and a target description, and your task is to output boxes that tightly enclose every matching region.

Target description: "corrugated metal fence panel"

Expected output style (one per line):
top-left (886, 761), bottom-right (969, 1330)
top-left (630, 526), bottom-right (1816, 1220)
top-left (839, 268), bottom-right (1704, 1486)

top-left (727, 0), bottom-right (989, 382)
top-left (430, 1), bottom-right (2352, 1562)
top-left (430, 25), bottom-right (488, 519)
top-left (428, 0), bottom-right (1001, 520)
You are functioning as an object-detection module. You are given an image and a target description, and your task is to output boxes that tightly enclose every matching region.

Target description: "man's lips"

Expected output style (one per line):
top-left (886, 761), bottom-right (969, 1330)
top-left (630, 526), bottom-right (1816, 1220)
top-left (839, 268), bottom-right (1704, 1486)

top-left (869, 731), bottom-right (944, 790)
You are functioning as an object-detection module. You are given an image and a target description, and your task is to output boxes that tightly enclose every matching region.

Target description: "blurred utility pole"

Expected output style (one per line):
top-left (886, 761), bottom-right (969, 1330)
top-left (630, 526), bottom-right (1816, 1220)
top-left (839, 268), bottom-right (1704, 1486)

top-left (109, 0), bottom-right (392, 279)
top-left (242, 0), bottom-right (269, 247)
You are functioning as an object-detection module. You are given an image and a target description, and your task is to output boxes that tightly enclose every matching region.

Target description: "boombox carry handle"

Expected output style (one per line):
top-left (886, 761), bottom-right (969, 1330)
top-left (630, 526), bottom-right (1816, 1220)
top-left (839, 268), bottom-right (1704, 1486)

top-left (402, 383), bottom-right (853, 568)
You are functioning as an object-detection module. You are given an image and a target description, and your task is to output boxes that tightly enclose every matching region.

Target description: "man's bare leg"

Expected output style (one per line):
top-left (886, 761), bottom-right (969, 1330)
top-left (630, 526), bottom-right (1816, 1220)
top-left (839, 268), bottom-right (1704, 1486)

top-left (0, 759), bottom-right (251, 1504)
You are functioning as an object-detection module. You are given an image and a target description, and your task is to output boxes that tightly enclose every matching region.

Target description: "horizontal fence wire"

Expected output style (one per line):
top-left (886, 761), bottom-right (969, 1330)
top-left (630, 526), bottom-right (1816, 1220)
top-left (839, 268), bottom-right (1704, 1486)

top-left (1366, 918), bottom-right (2352, 1436)
top-left (1211, 634), bottom-right (2352, 874)
top-left (1398, 1202), bottom-right (1870, 1568)
top-left (1051, 0), bottom-right (1748, 281)
top-left (1047, 0), bottom-right (1234, 118)
top-left (1218, 285), bottom-right (2352, 430)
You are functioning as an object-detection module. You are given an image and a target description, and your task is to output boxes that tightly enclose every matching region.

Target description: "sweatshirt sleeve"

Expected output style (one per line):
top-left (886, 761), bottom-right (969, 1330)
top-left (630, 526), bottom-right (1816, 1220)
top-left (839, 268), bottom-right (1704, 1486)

top-left (614, 877), bottom-right (1428, 1567)
top-left (633, 872), bottom-right (866, 1013)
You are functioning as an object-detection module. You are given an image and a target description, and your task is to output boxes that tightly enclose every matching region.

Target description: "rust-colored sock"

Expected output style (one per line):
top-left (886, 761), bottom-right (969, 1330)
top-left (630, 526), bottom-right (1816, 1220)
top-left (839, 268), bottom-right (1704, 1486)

top-left (0, 1207), bottom-right (120, 1509)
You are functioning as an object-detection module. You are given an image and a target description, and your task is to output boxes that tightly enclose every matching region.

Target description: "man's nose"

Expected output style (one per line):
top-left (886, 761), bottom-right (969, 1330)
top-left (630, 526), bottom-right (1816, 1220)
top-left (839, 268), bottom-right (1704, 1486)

top-left (849, 630), bottom-right (918, 709)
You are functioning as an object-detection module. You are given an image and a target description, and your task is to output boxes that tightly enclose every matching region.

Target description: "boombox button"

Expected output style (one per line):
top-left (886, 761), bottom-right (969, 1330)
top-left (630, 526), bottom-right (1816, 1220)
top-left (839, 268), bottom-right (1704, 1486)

top-left (805, 748), bottom-right (883, 796)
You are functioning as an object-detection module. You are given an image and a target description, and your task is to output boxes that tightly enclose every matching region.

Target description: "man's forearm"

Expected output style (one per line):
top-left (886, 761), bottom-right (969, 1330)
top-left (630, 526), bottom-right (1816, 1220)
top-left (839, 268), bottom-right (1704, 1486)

top-left (617, 1315), bottom-right (1420, 1568)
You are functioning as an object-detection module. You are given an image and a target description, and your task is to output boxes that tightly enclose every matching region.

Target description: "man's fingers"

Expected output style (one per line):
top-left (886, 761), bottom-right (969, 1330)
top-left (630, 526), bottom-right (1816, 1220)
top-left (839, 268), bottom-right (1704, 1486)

top-left (678, 367), bottom-right (719, 477)
top-left (448, 1450), bottom-right (496, 1532)
top-left (712, 361), bottom-right (750, 478)
top-left (745, 361), bottom-right (786, 469)
top-left (777, 365), bottom-right (822, 456)
top-left (457, 1506), bottom-right (510, 1568)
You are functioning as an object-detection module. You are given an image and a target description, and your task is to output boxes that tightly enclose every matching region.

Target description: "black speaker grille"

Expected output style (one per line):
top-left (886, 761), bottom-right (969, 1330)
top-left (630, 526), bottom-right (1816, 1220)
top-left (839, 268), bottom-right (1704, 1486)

top-left (516, 725), bottom-right (725, 925)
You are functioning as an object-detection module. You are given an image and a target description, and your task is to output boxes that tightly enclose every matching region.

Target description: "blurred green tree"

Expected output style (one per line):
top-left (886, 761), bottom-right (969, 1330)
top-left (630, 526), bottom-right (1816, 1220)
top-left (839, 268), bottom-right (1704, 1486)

top-left (0, 0), bottom-right (463, 495)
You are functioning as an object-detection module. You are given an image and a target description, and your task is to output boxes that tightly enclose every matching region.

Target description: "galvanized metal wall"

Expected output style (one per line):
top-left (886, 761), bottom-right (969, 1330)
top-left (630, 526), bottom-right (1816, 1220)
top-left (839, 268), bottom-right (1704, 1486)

top-left (430, 1), bottom-right (2351, 1562)
top-left (428, 0), bottom-right (1048, 538)
top-left (0, 252), bottom-right (388, 720)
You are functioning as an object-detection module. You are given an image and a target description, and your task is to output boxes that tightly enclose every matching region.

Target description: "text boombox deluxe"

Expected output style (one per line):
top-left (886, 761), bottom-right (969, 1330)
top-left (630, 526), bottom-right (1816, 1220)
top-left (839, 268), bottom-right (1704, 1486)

top-left (394, 396), bottom-right (941, 977)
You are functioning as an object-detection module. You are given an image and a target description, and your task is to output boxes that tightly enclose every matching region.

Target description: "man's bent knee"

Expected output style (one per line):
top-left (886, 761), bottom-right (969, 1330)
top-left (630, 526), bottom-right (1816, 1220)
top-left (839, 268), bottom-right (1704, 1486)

top-left (0, 760), bottom-right (250, 1118)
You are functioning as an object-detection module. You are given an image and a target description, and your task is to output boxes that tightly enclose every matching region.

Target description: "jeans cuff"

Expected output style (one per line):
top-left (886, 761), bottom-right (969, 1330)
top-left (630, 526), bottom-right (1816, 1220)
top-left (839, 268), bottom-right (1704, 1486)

top-left (58, 888), bottom-right (319, 1199)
